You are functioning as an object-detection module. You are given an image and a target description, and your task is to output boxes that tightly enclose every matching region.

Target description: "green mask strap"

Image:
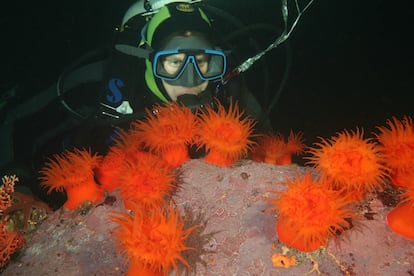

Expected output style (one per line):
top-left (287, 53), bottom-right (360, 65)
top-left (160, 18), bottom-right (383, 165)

top-left (145, 59), bottom-right (169, 103)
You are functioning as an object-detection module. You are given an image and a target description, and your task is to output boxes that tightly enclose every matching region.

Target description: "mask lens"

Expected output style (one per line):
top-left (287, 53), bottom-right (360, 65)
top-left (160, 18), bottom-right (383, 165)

top-left (158, 52), bottom-right (187, 78)
top-left (153, 49), bottom-right (226, 81)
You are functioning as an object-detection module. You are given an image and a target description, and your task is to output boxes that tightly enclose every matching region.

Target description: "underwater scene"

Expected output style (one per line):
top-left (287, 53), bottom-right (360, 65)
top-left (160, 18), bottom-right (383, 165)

top-left (1, 0), bottom-right (413, 275)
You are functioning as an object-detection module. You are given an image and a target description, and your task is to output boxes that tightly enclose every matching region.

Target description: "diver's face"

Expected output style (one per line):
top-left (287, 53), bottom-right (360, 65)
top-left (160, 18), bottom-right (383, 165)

top-left (157, 34), bottom-right (213, 101)
top-left (162, 79), bottom-right (209, 101)
top-left (161, 50), bottom-right (210, 100)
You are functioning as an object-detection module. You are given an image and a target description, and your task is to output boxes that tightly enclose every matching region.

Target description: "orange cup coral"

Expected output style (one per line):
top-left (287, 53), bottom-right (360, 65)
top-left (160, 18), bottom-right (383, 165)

top-left (388, 169), bottom-right (414, 190)
top-left (267, 171), bottom-right (355, 252)
top-left (375, 116), bottom-right (414, 188)
top-left (386, 187), bottom-right (414, 240)
top-left (39, 148), bottom-right (104, 210)
top-left (197, 100), bottom-right (256, 166)
top-left (251, 131), bottom-right (305, 165)
top-left (95, 147), bottom-right (127, 192)
top-left (387, 201), bottom-right (414, 240)
top-left (306, 128), bottom-right (388, 200)
top-left (118, 151), bottom-right (176, 210)
top-left (131, 102), bottom-right (197, 168)
top-left (96, 125), bottom-right (167, 192)
top-left (111, 204), bottom-right (198, 275)
top-left (109, 127), bottom-right (149, 158)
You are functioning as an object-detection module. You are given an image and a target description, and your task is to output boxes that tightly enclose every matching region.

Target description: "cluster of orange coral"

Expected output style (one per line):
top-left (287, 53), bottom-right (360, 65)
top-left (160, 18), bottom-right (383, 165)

top-left (267, 116), bottom-right (414, 255)
top-left (36, 95), bottom-right (414, 271)
top-left (107, 100), bottom-right (257, 273)
top-left (33, 102), bottom-right (414, 274)
top-left (105, 100), bottom-right (258, 273)
top-left (39, 100), bottom-right (258, 212)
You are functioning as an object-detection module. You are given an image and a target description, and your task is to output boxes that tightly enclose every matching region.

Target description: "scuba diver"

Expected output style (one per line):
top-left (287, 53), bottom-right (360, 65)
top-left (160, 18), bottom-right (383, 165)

top-left (0, 0), bottom-right (314, 206)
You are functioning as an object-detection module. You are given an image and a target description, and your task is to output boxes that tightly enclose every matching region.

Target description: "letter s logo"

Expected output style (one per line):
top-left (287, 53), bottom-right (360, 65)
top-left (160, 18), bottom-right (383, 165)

top-left (106, 78), bottom-right (124, 103)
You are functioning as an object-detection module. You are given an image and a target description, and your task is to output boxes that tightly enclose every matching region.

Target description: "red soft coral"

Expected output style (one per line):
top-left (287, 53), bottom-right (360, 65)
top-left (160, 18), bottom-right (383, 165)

top-left (251, 131), bottom-right (304, 165)
top-left (306, 128), bottom-right (388, 200)
top-left (0, 175), bottom-right (17, 215)
top-left (131, 102), bottom-right (197, 168)
top-left (267, 171), bottom-right (355, 252)
top-left (197, 100), bottom-right (256, 166)
top-left (0, 175), bottom-right (25, 270)
top-left (39, 148), bottom-right (104, 210)
top-left (118, 151), bottom-right (176, 210)
top-left (111, 204), bottom-right (198, 275)
top-left (375, 115), bottom-right (414, 188)
top-left (0, 221), bottom-right (25, 270)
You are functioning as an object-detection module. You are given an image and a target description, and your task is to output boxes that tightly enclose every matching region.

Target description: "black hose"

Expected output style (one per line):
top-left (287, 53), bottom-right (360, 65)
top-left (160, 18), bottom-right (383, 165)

top-left (56, 47), bottom-right (111, 120)
top-left (201, 3), bottom-right (292, 115)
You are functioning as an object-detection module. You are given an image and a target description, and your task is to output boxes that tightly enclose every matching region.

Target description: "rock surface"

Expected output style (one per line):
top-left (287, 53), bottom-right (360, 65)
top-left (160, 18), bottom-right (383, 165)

top-left (3, 159), bottom-right (414, 275)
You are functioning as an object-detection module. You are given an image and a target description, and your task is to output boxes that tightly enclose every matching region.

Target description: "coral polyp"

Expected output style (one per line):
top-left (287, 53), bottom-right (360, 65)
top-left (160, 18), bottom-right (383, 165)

top-left (118, 151), bottom-right (176, 209)
top-left (39, 148), bottom-right (104, 210)
top-left (387, 201), bottom-right (414, 240)
top-left (131, 102), bottom-right (197, 168)
top-left (306, 128), bottom-right (387, 198)
top-left (111, 204), bottom-right (198, 275)
top-left (197, 100), bottom-right (256, 166)
top-left (95, 147), bottom-right (126, 192)
top-left (267, 171), bottom-right (355, 252)
top-left (375, 116), bottom-right (414, 188)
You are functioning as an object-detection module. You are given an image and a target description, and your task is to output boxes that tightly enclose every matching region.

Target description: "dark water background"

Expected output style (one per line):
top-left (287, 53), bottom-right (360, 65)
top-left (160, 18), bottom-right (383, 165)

top-left (1, 0), bottom-right (413, 144)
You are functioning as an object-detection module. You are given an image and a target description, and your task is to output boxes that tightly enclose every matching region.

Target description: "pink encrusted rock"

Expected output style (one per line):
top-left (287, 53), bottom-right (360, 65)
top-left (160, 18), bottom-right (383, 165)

top-left (2, 159), bottom-right (414, 275)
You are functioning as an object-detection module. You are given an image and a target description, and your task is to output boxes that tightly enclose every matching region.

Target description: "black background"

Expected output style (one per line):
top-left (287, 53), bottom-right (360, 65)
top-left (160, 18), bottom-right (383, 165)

top-left (2, 0), bottom-right (413, 144)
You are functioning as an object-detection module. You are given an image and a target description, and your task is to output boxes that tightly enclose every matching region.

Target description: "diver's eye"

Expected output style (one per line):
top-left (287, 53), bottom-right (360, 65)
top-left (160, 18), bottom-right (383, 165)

top-left (195, 54), bottom-right (208, 66)
top-left (196, 54), bottom-right (209, 73)
top-left (162, 53), bottom-right (186, 74)
top-left (165, 57), bottom-right (184, 67)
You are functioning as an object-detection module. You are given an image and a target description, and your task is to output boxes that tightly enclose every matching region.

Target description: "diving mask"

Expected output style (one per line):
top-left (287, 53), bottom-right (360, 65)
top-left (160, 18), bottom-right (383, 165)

top-left (151, 36), bottom-right (226, 87)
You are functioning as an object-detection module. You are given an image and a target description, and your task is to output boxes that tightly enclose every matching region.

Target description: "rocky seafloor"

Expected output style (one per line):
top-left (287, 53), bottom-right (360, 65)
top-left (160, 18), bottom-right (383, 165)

top-left (2, 159), bottom-right (414, 275)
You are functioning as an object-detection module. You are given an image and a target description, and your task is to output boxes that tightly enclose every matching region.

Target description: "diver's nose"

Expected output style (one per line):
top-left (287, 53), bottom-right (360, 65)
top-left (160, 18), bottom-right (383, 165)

top-left (181, 63), bottom-right (204, 87)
